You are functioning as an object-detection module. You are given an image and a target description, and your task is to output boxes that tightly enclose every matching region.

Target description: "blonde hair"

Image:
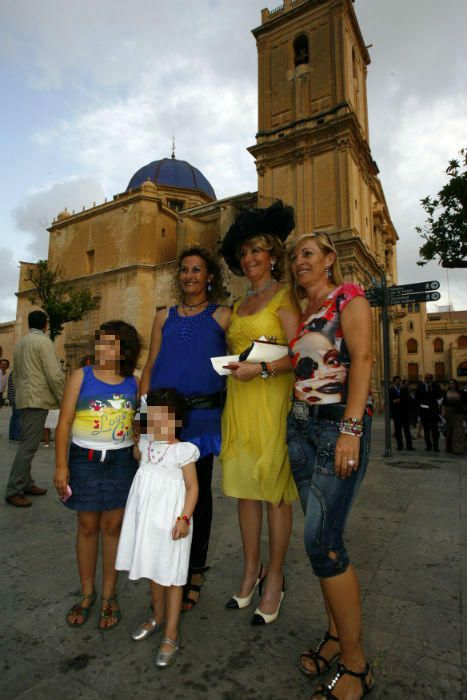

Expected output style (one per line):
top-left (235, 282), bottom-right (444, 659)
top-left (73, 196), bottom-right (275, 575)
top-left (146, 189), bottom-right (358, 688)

top-left (288, 232), bottom-right (344, 307)
top-left (236, 234), bottom-right (286, 281)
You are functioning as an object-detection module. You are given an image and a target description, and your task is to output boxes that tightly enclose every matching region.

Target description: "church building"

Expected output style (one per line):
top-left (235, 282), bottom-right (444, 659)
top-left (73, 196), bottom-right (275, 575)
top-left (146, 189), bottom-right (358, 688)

top-left (3, 0), bottom-right (398, 405)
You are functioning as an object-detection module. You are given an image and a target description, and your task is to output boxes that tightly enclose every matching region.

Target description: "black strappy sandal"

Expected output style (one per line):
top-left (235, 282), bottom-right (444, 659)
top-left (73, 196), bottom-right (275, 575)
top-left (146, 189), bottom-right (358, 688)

top-left (299, 630), bottom-right (340, 677)
top-left (182, 566), bottom-right (209, 611)
top-left (311, 662), bottom-right (373, 699)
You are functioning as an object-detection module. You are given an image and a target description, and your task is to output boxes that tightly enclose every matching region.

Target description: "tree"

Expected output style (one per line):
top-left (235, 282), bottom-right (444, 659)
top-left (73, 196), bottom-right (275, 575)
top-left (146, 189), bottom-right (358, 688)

top-left (416, 148), bottom-right (467, 268)
top-left (26, 260), bottom-right (97, 341)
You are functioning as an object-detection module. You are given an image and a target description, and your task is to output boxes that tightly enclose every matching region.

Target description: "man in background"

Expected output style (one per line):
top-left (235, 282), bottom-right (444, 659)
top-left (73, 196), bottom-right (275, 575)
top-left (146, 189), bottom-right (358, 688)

top-left (0, 358), bottom-right (9, 407)
top-left (416, 373), bottom-right (443, 452)
top-left (389, 375), bottom-right (414, 451)
top-left (5, 311), bottom-right (64, 507)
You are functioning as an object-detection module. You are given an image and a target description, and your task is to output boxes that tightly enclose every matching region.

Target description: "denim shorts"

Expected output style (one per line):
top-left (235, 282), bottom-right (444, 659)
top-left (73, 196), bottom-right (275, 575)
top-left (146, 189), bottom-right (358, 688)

top-left (286, 408), bottom-right (371, 578)
top-left (66, 443), bottom-right (138, 512)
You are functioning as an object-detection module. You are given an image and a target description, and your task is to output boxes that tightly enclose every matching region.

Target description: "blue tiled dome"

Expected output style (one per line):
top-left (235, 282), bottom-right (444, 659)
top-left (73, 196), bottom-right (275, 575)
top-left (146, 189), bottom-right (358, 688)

top-left (126, 157), bottom-right (216, 200)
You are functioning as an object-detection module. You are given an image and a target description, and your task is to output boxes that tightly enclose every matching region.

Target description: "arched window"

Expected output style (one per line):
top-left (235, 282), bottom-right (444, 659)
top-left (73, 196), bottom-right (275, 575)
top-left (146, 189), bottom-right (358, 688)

top-left (458, 335), bottom-right (467, 348)
top-left (457, 361), bottom-right (467, 377)
top-left (408, 363), bottom-right (419, 381)
top-left (433, 337), bottom-right (444, 353)
top-left (294, 35), bottom-right (309, 67)
top-left (435, 362), bottom-right (445, 381)
top-left (407, 338), bottom-right (418, 354)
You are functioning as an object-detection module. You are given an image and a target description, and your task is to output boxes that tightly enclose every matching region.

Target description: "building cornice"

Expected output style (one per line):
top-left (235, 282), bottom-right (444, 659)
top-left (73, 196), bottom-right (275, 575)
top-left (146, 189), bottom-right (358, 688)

top-left (15, 261), bottom-right (176, 299)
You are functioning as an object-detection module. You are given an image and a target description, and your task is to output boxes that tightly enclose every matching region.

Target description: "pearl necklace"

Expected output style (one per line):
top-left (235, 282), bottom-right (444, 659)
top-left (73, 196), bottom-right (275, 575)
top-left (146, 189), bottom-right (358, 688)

top-left (246, 280), bottom-right (277, 297)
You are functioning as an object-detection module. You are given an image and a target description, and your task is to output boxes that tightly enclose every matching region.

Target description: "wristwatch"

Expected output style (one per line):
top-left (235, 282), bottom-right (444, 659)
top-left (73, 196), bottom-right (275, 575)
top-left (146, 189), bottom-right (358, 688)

top-left (259, 361), bottom-right (270, 380)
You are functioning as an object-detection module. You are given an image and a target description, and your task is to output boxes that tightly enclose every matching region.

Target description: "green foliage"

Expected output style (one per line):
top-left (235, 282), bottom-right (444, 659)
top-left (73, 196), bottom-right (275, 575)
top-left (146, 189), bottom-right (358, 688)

top-left (26, 260), bottom-right (97, 340)
top-left (416, 148), bottom-right (467, 268)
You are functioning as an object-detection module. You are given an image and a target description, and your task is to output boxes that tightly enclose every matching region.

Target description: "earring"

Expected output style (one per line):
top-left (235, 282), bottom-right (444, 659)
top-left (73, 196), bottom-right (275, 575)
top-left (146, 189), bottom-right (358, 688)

top-left (271, 261), bottom-right (275, 271)
top-left (207, 282), bottom-right (212, 293)
top-left (325, 266), bottom-right (332, 280)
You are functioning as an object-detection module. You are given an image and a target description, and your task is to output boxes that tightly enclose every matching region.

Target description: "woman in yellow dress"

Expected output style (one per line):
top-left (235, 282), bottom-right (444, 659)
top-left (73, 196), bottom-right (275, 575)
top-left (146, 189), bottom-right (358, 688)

top-left (220, 200), bottom-right (300, 625)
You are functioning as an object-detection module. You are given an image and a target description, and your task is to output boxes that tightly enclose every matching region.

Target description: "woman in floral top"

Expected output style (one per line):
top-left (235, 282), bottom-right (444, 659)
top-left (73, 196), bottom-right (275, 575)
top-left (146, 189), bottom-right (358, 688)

top-left (287, 233), bottom-right (374, 700)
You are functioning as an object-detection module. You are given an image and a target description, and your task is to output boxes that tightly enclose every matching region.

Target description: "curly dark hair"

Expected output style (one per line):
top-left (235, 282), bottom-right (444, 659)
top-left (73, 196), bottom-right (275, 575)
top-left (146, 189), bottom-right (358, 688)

top-left (145, 387), bottom-right (188, 438)
top-left (96, 320), bottom-right (143, 377)
top-left (172, 246), bottom-right (229, 303)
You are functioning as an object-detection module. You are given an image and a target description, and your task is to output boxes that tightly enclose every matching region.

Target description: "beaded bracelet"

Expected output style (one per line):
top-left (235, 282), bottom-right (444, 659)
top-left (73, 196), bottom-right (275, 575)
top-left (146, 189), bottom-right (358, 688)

top-left (338, 418), bottom-right (363, 437)
top-left (267, 362), bottom-right (278, 377)
top-left (177, 514), bottom-right (191, 526)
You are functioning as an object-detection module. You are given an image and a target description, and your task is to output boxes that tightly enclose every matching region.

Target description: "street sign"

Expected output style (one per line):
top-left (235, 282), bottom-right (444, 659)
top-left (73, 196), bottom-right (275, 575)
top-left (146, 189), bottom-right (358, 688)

top-left (365, 280), bottom-right (441, 307)
top-left (388, 280), bottom-right (440, 295)
top-left (388, 290), bottom-right (441, 304)
top-left (389, 291), bottom-right (441, 304)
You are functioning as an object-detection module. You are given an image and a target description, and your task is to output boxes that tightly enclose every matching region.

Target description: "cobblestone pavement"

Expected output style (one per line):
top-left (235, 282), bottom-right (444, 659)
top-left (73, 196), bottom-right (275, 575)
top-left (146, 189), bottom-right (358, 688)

top-left (0, 409), bottom-right (466, 699)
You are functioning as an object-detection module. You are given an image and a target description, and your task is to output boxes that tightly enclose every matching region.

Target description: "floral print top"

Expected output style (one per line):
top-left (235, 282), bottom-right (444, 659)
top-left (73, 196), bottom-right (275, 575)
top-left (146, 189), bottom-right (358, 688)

top-left (289, 283), bottom-right (365, 406)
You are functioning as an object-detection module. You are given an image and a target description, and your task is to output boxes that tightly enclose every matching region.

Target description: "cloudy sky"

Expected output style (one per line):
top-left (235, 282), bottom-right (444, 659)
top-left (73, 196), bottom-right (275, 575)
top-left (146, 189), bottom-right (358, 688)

top-left (1, 0), bottom-right (466, 322)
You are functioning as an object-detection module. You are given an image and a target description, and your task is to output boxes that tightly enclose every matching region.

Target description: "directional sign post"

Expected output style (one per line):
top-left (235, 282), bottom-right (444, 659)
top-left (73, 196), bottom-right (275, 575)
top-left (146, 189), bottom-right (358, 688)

top-left (365, 277), bottom-right (441, 458)
top-left (380, 277), bottom-right (392, 457)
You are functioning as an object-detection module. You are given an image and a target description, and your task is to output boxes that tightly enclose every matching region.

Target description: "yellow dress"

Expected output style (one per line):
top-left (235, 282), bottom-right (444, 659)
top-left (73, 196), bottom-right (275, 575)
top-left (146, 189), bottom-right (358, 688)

top-left (221, 287), bottom-right (298, 505)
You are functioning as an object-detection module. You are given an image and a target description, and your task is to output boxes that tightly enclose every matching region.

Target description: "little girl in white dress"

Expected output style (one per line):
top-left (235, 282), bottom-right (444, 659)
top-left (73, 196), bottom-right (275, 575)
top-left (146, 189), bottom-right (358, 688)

top-left (116, 388), bottom-right (199, 668)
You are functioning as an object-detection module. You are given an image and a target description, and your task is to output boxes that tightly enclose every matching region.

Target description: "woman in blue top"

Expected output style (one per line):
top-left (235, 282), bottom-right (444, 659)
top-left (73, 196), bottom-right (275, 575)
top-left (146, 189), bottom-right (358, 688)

top-left (133, 247), bottom-right (230, 637)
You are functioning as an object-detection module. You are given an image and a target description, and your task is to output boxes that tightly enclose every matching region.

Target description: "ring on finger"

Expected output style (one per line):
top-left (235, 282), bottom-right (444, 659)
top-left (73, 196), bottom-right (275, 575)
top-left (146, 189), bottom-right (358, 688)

top-left (346, 458), bottom-right (356, 467)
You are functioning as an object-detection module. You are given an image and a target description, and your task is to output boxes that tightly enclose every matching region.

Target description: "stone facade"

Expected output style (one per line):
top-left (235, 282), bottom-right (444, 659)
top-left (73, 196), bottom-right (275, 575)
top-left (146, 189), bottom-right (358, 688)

top-left (393, 304), bottom-right (467, 384)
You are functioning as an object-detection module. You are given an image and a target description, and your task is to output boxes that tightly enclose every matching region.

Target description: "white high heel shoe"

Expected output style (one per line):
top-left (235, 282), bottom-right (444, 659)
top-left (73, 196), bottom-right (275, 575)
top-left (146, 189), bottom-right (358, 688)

top-left (250, 577), bottom-right (286, 625)
top-left (225, 565), bottom-right (264, 610)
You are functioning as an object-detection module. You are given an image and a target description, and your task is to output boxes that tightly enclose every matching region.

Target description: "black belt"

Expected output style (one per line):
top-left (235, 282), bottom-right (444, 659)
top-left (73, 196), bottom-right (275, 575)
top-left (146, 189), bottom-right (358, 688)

top-left (185, 391), bottom-right (225, 410)
top-left (291, 401), bottom-right (346, 421)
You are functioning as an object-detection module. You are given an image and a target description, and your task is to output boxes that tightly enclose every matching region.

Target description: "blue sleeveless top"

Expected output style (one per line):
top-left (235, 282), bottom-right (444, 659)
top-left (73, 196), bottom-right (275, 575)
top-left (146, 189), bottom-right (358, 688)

top-left (150, 304), bottom-right (227, 458)
top-left (72, 366), bottom-right (138, 449)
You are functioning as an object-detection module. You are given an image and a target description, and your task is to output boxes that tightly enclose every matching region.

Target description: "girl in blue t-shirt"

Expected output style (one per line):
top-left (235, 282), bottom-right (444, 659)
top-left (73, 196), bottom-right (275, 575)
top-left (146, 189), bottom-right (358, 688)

top-left (54, 320), bottom-right (142, 630)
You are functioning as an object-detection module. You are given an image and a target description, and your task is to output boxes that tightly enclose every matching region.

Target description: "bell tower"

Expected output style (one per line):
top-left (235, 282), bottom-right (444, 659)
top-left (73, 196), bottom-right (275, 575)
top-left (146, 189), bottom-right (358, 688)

top-left (248, 0), bottom-right (396, 287)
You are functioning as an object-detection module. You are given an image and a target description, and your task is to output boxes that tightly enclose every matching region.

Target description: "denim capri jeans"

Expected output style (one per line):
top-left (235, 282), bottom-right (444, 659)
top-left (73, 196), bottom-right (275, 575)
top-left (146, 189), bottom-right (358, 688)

top-left (287, 404), bottom-right (371, 578)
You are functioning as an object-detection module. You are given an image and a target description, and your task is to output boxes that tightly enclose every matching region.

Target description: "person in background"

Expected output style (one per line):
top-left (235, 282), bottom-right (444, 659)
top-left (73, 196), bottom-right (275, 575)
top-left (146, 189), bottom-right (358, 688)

top-left (5, 311), bottom-right (64, 508)
top-left (389, 376), bottom-right (414, 451)
top-left (0, 358), bottom-right (9, 406)
top-left (8, 372), bottom-right (21, 441)
top-left (415, 373), bottom-right (443, 452)
top-left (442, 379), bottom-right (466, 455)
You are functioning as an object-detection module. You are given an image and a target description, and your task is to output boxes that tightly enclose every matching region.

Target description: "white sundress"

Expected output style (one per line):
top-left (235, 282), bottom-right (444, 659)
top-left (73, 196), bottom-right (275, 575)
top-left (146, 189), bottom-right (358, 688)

top-left (115, 439), bottom-right (199, 587)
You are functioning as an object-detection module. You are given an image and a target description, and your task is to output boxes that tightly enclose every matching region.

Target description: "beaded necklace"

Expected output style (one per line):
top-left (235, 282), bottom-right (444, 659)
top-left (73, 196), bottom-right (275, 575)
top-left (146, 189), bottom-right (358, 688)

top-left (147, 440), bottom-right (171, 464)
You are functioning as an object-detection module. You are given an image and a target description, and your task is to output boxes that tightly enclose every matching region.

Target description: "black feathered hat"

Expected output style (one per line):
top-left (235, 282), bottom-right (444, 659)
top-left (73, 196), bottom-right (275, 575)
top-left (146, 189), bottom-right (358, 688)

top-left (220, 199), bottom-right (295, 275)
